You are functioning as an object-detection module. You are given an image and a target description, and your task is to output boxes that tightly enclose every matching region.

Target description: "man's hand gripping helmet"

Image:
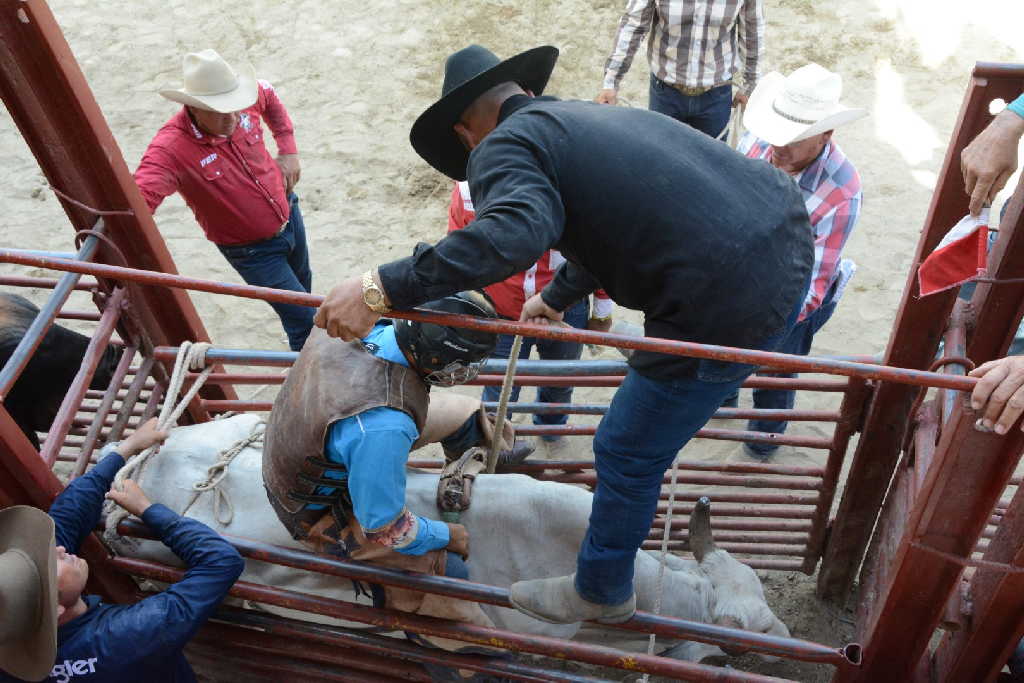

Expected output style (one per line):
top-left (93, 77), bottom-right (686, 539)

top-left (395, 290), bottom-right (498, 387)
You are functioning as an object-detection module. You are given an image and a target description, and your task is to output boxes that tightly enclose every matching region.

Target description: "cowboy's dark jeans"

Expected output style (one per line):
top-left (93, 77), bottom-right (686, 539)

top-left (482, 299), bottom-right (588, 429)
top-left (648, 74), bottom-right (733, 139)
top-left (744, 288), bottom-right (839, 457)
top-left (575, 298), bottom-right (804, 606)
top-left (218, 193), bottom-right (314, 351)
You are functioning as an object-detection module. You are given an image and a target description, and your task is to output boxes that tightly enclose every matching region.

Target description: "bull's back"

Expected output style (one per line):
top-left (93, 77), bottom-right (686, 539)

top-left (0, 291), bottom-right (119, 442)
top-left (0, 292), bottom-right (39, 347)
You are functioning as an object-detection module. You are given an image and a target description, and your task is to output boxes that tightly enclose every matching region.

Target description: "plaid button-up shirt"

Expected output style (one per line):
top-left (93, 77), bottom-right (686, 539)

top-left (602, 0), bottom-right (764, 94)
top-left (738, 133), bottom-right (863, 321)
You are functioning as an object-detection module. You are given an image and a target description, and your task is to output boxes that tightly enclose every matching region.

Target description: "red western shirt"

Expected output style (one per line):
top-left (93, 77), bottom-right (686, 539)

top-left (447, 182), bottom-right (613, 320)
top-left (134, 80), bottom-right (298, 246)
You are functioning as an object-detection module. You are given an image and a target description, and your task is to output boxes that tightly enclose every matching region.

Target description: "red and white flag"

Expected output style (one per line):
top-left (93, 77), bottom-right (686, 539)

top-left (917, 209), bottom-right (989, 297)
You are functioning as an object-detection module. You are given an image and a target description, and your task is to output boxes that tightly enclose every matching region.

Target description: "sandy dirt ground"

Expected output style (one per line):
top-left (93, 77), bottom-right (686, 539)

top-left (3, 0), bottom-right (1024, 680)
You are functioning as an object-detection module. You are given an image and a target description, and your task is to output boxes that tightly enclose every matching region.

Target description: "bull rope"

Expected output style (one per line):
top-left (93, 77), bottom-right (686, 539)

top-left (485, 334), bottom-right (523, 474)
top-left (642, 455), bottom-right (684, 682)
top-left (181, 420), bottom-right (265, 526)
top-left (104, 341), bottom-right (214, 537)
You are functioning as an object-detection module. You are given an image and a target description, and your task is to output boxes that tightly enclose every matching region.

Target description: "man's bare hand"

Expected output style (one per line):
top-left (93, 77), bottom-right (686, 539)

top-left (117, 418), bottom-right (168, 458)
top-left (276, 153), bottom-right (301, 195)
top-left (105, 479), bottom-right (154, 518)
top-left (314, 275), bottom-right (381, 341)
top-left (595, 89), bottom-right (618, 105)
top-left (962, 109), bottom-right (1024, 216)
top-left (519, 293), bottom-right (564, 326)
top-left (970, 356), bottom-right (1024, 435)
top-left (445, 523), bottom-right (470, 560)
top-left (733, 92), bottom-right (749, 108)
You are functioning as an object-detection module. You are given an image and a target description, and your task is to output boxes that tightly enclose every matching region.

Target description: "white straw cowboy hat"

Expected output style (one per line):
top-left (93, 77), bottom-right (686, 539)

top-left (159, 49), bottom-right (258, 113)
top-left (743, 63), bottom-right (867, 147)
top-left (0, 506), bottom-right (57, 681)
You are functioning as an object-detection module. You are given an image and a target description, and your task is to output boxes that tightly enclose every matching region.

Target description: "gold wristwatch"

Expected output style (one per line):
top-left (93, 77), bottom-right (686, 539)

top-left (361, 270), bottom-right (390, 313)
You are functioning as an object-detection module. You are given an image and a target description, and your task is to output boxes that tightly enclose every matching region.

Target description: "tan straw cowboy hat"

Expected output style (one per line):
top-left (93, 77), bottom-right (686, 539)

top-left (743, 63), bottom-right (867, 147)
top-left (0, 506), bottom-right (57, 681)
top-left (159, 49), bottom-right (258, 113)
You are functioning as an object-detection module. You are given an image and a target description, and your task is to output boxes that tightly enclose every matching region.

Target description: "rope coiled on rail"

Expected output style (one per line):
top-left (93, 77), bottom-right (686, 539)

top-left (104, 341), bottom-right (213, 537)
top-left (181, 420), bottom-right (265, 525)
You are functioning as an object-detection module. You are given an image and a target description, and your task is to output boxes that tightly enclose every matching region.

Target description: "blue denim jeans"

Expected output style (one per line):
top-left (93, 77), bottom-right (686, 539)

top-left (648, 74), bottom-right (733, 139)
top-left (482, 299), bottom-right (588, 429)
top-left (744, 291), bottom-right (839, 456)
top-left (575, 300), bottom-right (803, 605)
top-left (218, 193), bottom-right (314, 351)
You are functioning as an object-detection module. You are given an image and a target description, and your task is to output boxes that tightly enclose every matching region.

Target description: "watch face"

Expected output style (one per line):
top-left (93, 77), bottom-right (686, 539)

top-left (364, 288), bottom-right (383, 305)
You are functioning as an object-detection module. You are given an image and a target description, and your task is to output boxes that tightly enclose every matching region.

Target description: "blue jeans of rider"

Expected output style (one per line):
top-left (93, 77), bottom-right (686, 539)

top-left (482, 299), bottom-right (589, 434)
top-left (218, 193), bottom-right (314, 351)
top-left (575, 301), bottom-right (803, 606)
top-left (648, 73), bottom-right (733, 139)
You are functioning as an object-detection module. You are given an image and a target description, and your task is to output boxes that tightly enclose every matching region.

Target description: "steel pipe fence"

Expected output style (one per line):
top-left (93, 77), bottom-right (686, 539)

top-left (6, 251), bottom-right (861, 677)
top-left (0, 252), bottom-right (978, 391)
top-left (116, 518), bottom-right (859, 668)
top-left (0, 274), bottom-right (100, 291)
top-left (205, 606), bottom-right (606, 682)
top-left (39, 286), bottom-right (125, 466)
top-left (0, 215), bottom-right (872, 674)
top-left (109, 555), bottom-right (800, 682)
top-left (0, 223), bottom-right (104, 400)
top-left (72, 345), bottom-right (137, 478)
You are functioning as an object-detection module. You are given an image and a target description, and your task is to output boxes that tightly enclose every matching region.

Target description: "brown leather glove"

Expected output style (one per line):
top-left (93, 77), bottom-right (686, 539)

top-left (445, 522), bottom-right (470, 560)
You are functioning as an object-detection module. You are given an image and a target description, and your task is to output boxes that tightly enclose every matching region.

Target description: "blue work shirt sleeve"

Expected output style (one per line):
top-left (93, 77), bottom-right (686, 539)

top-left (330, 410), bottom-right (450, 555)
top-left (48, 451), bottom-right (125, 553)
top-left (121, 504), bottom-right (243, 650)
top-left (1009, 93), bottom-right (1024, 120)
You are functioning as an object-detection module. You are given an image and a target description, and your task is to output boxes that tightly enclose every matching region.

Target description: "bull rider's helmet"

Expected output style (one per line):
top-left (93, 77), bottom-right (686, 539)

top-left (394, 290), bottom-right (498, 387)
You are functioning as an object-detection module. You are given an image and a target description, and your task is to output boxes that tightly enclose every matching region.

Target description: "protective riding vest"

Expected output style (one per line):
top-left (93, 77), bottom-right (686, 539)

top-left (262, 328), bottom-right (443, 588)
top-left (263, 327), bottom-right (506, 643)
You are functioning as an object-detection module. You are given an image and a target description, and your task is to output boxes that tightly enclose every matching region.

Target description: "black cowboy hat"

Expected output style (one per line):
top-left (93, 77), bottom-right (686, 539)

top-left (409, 44), bottom-right (559, 181)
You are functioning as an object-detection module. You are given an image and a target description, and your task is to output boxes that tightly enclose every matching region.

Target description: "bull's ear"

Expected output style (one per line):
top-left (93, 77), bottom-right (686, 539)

top-left (751, 618), bottom-right (791, 663)
top-left (767, 615), bottom-right (791, 638)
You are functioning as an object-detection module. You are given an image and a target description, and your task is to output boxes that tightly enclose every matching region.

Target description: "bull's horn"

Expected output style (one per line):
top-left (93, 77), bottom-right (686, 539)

top-left (689, 496), bottom-right (718, 562)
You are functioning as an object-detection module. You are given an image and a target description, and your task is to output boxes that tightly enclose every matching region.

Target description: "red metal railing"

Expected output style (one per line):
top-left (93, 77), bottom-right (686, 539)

top-left (0, 251), bottom-right (979, 392)
top-left (118, 518), bottom-right (859, 666)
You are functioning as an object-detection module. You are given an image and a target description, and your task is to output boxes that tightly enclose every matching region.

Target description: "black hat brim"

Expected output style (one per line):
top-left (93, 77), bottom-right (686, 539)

top-left (409, 46), bottom-right (559, 181)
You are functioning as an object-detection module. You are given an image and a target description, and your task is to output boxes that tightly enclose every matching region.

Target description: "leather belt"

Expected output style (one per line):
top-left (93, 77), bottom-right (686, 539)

top-left (221, 220), bottom-right (288, 248)
top-left (663, 78), bottom-right (732, 97)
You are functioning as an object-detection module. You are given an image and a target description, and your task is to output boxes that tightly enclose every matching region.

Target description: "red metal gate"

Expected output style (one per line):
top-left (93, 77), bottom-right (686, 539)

top-left (832, 64), bottom-right (1024, 682)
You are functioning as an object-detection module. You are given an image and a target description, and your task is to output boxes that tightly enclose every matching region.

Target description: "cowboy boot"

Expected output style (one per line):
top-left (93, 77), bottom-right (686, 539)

top-left (509, 573), bottom-right (635, 624)
top-left (495, 439), bottom-right (535, 469)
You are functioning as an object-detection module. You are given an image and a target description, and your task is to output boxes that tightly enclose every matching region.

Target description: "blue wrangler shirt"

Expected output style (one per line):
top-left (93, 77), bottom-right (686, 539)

top-left (0, 452), bottom-right (244, 683)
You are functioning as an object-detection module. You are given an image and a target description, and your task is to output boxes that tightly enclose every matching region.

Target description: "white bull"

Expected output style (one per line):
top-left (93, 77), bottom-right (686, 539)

top-left (108, 414), bottom-right (790, 662)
